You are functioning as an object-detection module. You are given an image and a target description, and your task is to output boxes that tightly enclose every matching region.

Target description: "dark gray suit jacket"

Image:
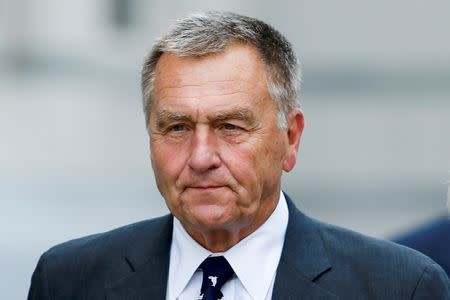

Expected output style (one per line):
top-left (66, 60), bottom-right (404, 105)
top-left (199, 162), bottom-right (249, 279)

top-left (28, 196), bottom-right (450, 299)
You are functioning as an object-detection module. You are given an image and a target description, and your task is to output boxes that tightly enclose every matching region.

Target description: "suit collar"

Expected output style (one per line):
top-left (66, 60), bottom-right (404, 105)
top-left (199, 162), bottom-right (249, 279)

top-left (105, 214), bottom-right (173, 300)
top-left (272, 194), bottom-right (338, 299)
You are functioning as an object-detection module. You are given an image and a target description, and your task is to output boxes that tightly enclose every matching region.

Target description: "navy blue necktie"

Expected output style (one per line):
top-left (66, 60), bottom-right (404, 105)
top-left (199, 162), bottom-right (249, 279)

top-left (199, 256), bottom-right (235, 300)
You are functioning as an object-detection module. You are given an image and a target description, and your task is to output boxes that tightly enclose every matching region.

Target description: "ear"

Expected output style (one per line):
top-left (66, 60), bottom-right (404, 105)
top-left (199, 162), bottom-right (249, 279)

top-left (283, 109), bottom-right (304, 172)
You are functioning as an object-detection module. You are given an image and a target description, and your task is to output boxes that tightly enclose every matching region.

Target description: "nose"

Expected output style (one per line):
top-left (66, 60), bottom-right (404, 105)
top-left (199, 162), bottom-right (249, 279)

top-left (188, 127), bottom-right (221, 173)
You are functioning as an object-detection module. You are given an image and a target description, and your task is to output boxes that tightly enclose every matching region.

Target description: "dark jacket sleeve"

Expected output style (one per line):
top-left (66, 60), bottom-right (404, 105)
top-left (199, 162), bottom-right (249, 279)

top-left (412, 263), bottom-right (450, 299)
top-left (28, 254), bottom-right (51, 300)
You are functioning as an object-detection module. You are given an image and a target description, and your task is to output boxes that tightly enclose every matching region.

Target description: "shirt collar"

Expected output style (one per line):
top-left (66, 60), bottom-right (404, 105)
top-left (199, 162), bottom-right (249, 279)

top-left (224, 192), bottom-right (288, 299)
top-left (169, 217), bottom-right (211, 299)
top-left (170, 191), bottom-right (289, 300)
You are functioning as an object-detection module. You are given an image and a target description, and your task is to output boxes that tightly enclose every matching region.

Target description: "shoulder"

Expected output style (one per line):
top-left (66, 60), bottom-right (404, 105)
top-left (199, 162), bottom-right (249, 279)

top-left (283, 195), bottom-right (450, 298)
top-left (315, 217), bottom-right (435, 272)
top-left (44, 214), bottom-right (172, 259)
top-left (394, 216), bottom-right (450, 251)
top-left (285, 195), bottom-right (441, 274)
top-left (309, 215), bottom-right (450, 297)
top-left (393, 216), bottom-right (450, 277)
top-left (28, 215), bottom-right (173, 299)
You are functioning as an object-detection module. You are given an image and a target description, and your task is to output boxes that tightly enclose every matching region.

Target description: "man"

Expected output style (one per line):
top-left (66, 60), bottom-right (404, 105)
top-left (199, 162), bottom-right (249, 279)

top-left (28, 12), bottom-right (450, 299)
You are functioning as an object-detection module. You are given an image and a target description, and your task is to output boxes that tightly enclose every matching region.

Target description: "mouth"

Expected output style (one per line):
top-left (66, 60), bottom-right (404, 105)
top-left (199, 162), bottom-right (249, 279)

top-left (187, 185), bottom-right (224, 191)
top-left (190, 185), bottom-right (222, 189)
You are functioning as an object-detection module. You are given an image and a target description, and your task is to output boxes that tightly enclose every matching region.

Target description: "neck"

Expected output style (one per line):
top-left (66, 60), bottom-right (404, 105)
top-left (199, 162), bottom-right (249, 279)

top-left (188, 229), bottom-right (244, 252)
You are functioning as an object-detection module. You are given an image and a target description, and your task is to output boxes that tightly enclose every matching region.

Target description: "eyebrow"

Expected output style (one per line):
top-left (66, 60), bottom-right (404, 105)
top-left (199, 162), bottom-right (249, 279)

top-left (155, 110), bottom-right (193, 129)
top-left (208, 108), bottom-right (258, 127)
top-left (154, 107), bottom-right (258, 128)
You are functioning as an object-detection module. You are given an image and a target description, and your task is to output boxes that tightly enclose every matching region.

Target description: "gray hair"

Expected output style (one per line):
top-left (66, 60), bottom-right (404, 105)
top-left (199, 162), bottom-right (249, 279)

top-left (141, 11), bottom-right (300, 129)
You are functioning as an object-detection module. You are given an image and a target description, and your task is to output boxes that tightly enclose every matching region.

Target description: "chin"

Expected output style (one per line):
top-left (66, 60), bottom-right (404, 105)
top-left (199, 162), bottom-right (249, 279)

top-left (187, 206), bottom-right (239, 231)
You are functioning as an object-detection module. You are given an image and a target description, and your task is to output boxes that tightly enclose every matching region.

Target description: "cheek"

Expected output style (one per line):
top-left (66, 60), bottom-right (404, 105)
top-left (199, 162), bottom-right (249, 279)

top-left (228, 135), bottom-right (285, 187)
top-left (151, 142), bottom-right (188, 185)
top-left (221, 143), bottom-right (261, 188)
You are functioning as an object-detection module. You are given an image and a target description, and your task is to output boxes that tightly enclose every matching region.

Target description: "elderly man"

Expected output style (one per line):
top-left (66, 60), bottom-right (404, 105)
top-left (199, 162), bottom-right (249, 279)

top-left (28, 12), bottom-right (450, 299)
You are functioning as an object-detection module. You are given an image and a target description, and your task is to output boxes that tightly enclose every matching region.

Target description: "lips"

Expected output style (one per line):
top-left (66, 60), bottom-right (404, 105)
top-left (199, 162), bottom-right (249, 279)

top-left (183, 183), bottom-right (227, 192)
top-left (179, 177), bottom-right (230, 191)
top-left (188, 185), bottom-right (223, 190)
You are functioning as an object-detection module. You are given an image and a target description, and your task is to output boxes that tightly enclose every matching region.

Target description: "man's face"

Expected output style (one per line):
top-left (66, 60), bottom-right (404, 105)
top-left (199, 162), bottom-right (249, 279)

top-left (149, 44), bottom-right (303, 239)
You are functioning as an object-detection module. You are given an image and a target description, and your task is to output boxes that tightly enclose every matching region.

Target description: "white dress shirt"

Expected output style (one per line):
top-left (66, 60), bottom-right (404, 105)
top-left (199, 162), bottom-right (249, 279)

top-left (166, 192), bottom-right (289, 300)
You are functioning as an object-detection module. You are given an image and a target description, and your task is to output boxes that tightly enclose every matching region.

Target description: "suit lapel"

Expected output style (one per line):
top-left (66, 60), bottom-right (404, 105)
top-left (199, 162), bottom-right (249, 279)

top-left (272, 195), bottom-right (339, 299)
top-left (105, 215), bottom-right (173, 300)
top-left (272, 261), bottom-right (338, 299)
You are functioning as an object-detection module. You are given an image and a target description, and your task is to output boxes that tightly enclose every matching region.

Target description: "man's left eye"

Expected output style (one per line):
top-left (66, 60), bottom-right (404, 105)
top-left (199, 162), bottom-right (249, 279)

top-left (170, 124), bottom-right (186, 132)
top-left (223, 123), bottom-right (238, 130)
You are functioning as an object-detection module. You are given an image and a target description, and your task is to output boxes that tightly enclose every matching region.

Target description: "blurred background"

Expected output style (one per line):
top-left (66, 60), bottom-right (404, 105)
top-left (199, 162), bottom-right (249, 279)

top-left (1, 0), bottom-right (449, 298)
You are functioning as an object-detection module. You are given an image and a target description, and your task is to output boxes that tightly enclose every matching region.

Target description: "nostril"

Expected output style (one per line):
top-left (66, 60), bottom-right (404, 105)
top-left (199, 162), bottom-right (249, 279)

top-left (188, 151), bottom-right (221, 172)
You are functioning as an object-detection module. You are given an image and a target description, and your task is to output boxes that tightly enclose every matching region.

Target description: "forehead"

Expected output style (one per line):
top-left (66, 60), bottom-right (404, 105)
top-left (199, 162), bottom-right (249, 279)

top-left (152, 44), bottom-right (269, 101)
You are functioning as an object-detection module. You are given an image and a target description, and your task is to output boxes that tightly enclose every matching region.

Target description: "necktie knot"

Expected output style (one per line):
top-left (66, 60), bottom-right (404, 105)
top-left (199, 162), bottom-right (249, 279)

top-left (199, 256), bottom-right (234, 300)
